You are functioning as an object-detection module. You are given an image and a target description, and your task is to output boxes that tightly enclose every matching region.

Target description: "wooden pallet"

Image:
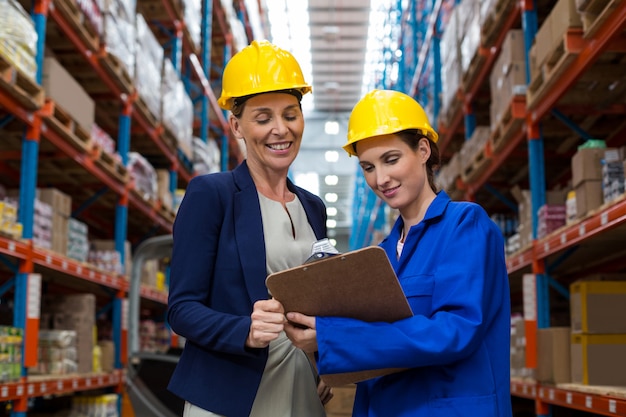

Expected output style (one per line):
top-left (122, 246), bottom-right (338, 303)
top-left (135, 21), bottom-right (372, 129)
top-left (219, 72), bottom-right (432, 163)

top-left (42, 100), bottom-right (93, 153)
top-left (92, 145), bottom-right (130, 184)
top-left (460, 148), bottom-right (491, 184)
top-left (579, 0), bottom-right (624, 38)
top-left (489, 95), bottom-right (526, 154)
top-left (98, 53), bottom-right (133, 95)
top-left (137, 0), bottom-right (183, 21)
top-left (526, 29), bottom-right (584, 110)
top-left (480, 0), bottom-right (517, 47)
top-left (52, 0), bottom-right (99, 52)
top-left (156, 201), bottom-right (176, 224)
top-left (133, 95), bottom-right (159, 130)
top-left (0, 54), bottom-right (44, 110)
top-left (159, 124), bottom-right (179, 153)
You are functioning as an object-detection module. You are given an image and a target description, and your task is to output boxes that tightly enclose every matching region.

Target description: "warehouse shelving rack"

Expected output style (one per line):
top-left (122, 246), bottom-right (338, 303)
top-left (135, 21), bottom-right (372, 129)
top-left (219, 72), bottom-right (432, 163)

top-left (0, 0), bottom-right (248, 414)
top-left (350, 0), bottom-right (626, 415)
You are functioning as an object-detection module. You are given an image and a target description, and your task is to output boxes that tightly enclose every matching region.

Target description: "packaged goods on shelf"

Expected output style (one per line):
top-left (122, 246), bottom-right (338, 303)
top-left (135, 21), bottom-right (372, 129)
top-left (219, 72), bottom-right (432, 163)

top-left (574, 180), bottom-right (603, 218)
top-left (101, 2), bottom-right (136, 80)
top-left (76, 0), bottom-right (104, 35)
top-left (128, 151), bottom-right (157, 202)
top-left (89, 239), bottom-right (131, 277)
top-left (0, 0), bottom-right (38, 79)
top-left (0, 199), bottom-right (22, 239)
top-left (536, 204), bottom-right (566, 239)
top-left (160, 59), bottom-right (194, 158)
top-left (457, 0), bottom-right (481, 75)
top-left (511, 186), bottom-right (567, 248)
top-left (34, 329), bottom-right (78, 375)
top-left (37, 187), bottom-right (72, 255)
top-left (570, 279), bottom-right (626, 334)
top-left (565, 190), bottom-right (577, 224)
top-left (72, 393), bottom-right (120, 417)
top-left (439, 6), bottom-right (461, 123)
top-left (435, 153), bottom-right (461, 195)
top-left (510, 315), bottom-right (532, 379)
top-left (33, 198), bottom-right (53, 250)
top-left (459, 126), bottom-right (490, 171)
top-left (602, 148), bottom-right (625, 204)
top-left (192, 137), bottom-right (221, 175)
top-left (174, 189), bottom-right (185, 212)
top-left (155, 169), bottom-right (173, 211)
top-left (134, 13), bottom-right (164, 122)
top-left (489, 30), bottom-right (526, 127)
top-left (182, 0), bottom-right (201, 50)
top-left (42, 56), bottom-right (96, 132)
top-left (506, 233), bottom-right (520, 255)
top-left (41, 294), bottom-right (96, 373)
top-left (571, 140), bottom-right (610, 186)
top-left (536, 327), bottom-right (571, 385)
top-left (67, 217), bottom-right (90, 262)
top-left (0, 326), bottom-right (23, 382)
top-left (571, 333), bottom-right (626, 386)
top-left (91, 123), bottom-right (118, 156)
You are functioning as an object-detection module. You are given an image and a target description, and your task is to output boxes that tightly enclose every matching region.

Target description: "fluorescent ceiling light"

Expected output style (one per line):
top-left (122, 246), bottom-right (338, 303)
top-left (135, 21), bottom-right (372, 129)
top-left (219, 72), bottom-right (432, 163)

top-left (326, 207), bottom-right (338, 216)
top-left (326, 219), bottom-right (337, 228)
top-left (325, 175), bottom-right (339, 185)
top-left (325, 150), bottom-right (339, 163)
top-left (294, 172), bottom-right (319, 195)
top-left (325, 193), bottom-right (338, 203)
top-left (324, 121), bottom-right (339, 135)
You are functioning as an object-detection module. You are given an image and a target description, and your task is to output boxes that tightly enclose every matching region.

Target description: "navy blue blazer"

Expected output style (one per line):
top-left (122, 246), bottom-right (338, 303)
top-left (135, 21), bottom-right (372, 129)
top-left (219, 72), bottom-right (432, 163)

top-left (167, 161), bottom-right (327, 417)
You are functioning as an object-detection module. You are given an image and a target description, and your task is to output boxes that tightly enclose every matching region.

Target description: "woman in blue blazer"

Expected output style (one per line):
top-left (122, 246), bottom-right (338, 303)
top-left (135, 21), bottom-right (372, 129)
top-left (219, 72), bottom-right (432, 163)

top-left (285, 90), bottom-right (512, 417)
top-left (167, 40), bottom-right (331, 417)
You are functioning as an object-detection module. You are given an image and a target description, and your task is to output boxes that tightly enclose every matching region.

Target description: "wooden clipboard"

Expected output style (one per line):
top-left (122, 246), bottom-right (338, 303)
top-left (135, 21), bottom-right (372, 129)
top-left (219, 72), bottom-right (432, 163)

top-left (266, 246), bottom-right (413, 386)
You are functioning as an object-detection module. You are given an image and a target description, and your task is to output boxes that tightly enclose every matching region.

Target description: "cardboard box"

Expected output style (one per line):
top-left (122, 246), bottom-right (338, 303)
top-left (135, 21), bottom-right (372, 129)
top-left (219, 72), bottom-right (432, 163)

top-left (570, 280), bottom-right (626, 333)
top-left (571, 333), bottom-right (626, 386)
top-left (41, 57), bottom-right (95, 132)
top-left (574, 180), bottom-right (603, 218)
top-left (536, 327), bottom-right (571, 384)
top-left (571, 147), bottom-right (616, 186)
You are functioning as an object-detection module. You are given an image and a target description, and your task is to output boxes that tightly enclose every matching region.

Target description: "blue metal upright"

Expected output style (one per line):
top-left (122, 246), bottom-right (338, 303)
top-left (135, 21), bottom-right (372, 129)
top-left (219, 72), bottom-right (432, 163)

top-left (221, 41), bottom-right (231, 172)
top-left (200, 0), bottom-right (212, 145)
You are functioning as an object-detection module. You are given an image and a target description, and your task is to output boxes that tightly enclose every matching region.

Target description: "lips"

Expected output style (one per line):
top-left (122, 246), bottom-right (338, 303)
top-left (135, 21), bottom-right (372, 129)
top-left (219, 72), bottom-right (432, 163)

top-left (381, 186), bottom-right (399, 198)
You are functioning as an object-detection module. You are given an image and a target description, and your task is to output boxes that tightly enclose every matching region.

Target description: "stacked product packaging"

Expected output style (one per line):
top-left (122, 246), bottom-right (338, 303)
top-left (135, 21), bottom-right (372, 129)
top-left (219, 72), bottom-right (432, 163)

top-left (0, 0), bottom-right (38, 80)
top-left (0, 326), bottom-right (23, 382)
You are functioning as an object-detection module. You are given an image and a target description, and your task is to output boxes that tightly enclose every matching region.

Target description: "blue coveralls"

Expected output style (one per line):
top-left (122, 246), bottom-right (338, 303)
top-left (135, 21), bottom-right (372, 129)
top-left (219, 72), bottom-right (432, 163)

top-left (316, 191), bottom-right (513, 417)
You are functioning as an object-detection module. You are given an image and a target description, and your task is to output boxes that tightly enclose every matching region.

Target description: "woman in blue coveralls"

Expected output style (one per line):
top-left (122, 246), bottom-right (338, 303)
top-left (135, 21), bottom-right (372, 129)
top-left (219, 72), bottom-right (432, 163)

top-left (284, 89), bottom-right (513, 417)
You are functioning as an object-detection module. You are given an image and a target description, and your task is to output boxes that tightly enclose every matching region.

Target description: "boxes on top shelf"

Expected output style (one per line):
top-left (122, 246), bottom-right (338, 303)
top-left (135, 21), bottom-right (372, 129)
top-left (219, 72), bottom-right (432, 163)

top-left (570, 278), bottom-right (626, 334)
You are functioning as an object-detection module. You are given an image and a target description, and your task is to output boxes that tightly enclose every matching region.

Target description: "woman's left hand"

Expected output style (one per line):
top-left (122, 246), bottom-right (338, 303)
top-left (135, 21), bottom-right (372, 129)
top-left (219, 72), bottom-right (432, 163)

top-left (284, 312), bottom-right (318, 352)
top-left (317, 378), bottom-right (333, 405)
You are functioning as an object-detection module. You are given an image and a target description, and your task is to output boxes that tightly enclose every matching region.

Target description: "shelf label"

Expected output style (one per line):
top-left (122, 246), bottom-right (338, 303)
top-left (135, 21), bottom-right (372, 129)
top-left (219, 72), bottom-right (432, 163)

top-left (72, 379), bottom-right (78, 389)
top-left (57, 380), bottom-right (63, 391)
top-left (77, 266), bottom-right (82, 274)
top-left (8, 242), bottom-right (15, 252)
top-left (586, 396), bottom-right (592, 408)
top-left (544, 242), bottom-right (549, 252)
top-left (1, 386), bottom-right (7, 397)
top-left (549, 390), bottom-right (555, 401)
top-left (28, 384), bottom-right (34, 395)
top-left (579, 224), bottom-right (586, 236)
top-left (561, 233), bottom-right (566, 245)
top-left (40, 382), bottom-right (46, 393)
top-left (62, 260), bottom-right (68, 270)
top-left (601, 212), bottom-right (608, 226)
top-left (46, 255), bottom-right (52, 264)
top-left (16, 385), bottom-right (23, 396)
top-left (567, 392), bottom-right (573, 404)
top-left (609, 399), bottom-right (616, 413)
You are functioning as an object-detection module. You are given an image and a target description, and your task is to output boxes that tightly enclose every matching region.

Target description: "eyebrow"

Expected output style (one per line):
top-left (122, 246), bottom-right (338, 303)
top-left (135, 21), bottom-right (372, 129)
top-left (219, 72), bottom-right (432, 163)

top-left (250, 104), bottom-right (300, 113)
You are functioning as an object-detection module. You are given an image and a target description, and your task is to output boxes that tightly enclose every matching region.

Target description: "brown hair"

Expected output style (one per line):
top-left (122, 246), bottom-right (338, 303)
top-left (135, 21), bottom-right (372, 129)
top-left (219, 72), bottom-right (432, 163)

top-left (397, 130), bottom-right (440, 193)
top-left (230, 89), bottom-right (303, 119)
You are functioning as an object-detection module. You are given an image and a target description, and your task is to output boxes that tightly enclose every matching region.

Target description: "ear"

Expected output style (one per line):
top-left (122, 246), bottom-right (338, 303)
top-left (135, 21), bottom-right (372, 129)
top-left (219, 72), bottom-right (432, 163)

top-left (418, 137), bottom-right (431, 162)
top-left (228, 114), bottom-right (243, 139)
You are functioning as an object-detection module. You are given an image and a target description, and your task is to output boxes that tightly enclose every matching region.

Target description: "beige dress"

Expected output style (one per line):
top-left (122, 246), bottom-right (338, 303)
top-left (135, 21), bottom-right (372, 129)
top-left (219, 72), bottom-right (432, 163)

top-left (184, 193), bottom-right (326, 417)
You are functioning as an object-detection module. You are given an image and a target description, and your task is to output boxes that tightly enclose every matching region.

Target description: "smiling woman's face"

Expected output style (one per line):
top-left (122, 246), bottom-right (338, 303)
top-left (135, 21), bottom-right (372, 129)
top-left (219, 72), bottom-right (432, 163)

top-left (356, 134), bottom-right (431, 215)
top-left (229, 92), bottom-right (304, 175)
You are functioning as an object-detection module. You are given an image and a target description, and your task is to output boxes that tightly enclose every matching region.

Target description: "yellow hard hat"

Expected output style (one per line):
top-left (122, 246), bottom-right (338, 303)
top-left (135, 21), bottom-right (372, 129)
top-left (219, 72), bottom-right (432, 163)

top-left (218, 40), bottom-right (312, 111)
top-left (343, 89), bottom-right (438, 156)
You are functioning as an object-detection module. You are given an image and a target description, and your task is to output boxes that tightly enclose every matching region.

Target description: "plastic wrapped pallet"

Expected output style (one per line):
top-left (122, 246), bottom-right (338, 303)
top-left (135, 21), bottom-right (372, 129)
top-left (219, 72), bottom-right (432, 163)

top-left (0, 0), bottom-right (38, 79)
top-left (101, 0), bottom-right (136, 80)
top-left (161, 59), bottom-right (194, 158)
top-left (128, 151), bottom-right (157, 202)
top-left (182, 0), bottom-right (201, 50)
top-left (135, 13), bottom-right (163, 121)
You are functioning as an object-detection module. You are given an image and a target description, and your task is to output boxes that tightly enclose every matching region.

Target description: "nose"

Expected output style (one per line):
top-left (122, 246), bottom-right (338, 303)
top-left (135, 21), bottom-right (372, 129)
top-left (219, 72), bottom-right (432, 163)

top-left (376, 168), bottom-right (390, 188)
top-left (271, 118), bottom-right (289, 137)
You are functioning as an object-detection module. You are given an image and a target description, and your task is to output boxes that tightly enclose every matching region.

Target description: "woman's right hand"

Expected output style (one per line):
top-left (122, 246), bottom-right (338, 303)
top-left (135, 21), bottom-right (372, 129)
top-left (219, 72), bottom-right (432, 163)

top-left (246, 299), bottom-right (286, 348)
